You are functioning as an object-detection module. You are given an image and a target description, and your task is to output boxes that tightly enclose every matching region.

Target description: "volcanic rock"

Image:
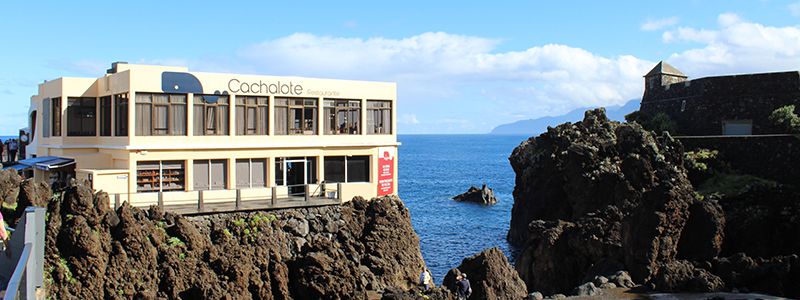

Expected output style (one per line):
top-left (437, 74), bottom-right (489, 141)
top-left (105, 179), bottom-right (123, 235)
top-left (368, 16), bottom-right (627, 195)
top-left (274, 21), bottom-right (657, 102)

top-left (452, 184), bottom-right (497, 205)
top-left (443, 247), bottom-right (528, 300)
top-left (37, 181), bottom-right (427, 299)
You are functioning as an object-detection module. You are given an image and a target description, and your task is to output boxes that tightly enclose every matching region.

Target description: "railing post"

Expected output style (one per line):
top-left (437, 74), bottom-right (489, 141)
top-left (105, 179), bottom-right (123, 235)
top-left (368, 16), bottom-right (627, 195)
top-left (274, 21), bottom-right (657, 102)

top-left (304, 185), bottom-right (310, 202)
top-left (271, 186), bottom-right (277, 206)
top-left (32, 207), bottom-right (45, 289)
top-left (198, 190), bottom-right (204, 212)
top-left (158, 192), bottom-right (164, 210)
top-left (235, 189), bottom-right (241, 209)
top-left (337, 183), bottom-right (342, 201)
top-left (114, 194), bottom-right (120, 210)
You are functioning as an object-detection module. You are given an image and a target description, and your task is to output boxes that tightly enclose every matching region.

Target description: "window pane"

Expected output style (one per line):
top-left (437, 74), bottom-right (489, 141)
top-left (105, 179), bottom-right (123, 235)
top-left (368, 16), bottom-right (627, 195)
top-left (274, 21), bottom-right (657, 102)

top-left (114, 94), bottom-right (128, 136)
top-left (275, 107), bottom-right (287, 135)
top-left (247, 107), bottom-right (256, 133)
top-left (67, 97), bottom-right (96, 136)
top-left (347, 156), bottom-right (370, 182)
top-left (193, 160), bottom-right (209, 190)
top-left (136, 103), bottom-right (151, 136)
top-left (52, 98), bottom-right (61, 136)
top-left (236, 105), bottom-right (245, 135)
top-left (275, 158), bottom-right (285, 186)
top-left (210, 159), bottom-right (226, 190)
top-left (193, 105), bottom-right (204, 136)
top-left (43, 98), bottom-right (51, 137)
top-left (236, 159), bottom-right (250, 188)
top-left (154, 105), bottom-right (168, 135)
top-left (324, 156), bottom-right (345, 183)
top-left (251, 159), bottom-right (266, 187)
top-left (171, 103), bottom-right (186, 135)
top-left (100, 96), bottom-right (112, 136)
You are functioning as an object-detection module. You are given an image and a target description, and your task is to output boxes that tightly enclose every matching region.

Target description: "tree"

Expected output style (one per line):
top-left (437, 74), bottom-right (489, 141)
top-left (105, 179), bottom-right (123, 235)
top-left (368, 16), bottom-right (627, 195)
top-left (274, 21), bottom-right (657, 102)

top-left (768, 105), bottom-right (800, 133)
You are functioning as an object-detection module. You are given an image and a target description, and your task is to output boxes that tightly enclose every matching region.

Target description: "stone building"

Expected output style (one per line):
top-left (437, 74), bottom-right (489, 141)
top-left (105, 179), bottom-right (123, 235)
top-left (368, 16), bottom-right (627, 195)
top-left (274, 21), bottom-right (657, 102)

top-left (639, 61), bottom-right (800, 136)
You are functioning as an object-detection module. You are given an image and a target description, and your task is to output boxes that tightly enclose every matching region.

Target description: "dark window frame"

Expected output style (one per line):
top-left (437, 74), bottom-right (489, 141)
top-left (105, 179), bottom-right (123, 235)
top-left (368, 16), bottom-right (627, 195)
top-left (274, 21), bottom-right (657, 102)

top-left (52, 97), bottom-right (62, 137)
top-left (114, 93), bottom-right (129, 136)
top-left (235, 96), bottom-right (268, 135)
top-left (66, 97), bottom-right (97, 136)
top-left (99, 96), bottom-right (112, 136)
top-left (275, 98), bottom-right (318, 135)
top-left (367, 100), bottom-right (392, 134)
top-left (324, 99), bottom-right (361, 135)
top-left (323, 155), bottom-right (370, 183)
top-left (135, 93), bottom-right (187, 136)
top-left (193, 95), bottom-right (229, 136)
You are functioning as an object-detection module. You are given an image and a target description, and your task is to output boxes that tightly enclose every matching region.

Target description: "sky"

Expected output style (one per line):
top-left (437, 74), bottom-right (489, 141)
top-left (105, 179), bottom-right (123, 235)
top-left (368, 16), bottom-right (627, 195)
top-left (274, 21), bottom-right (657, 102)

top-left (1, 1), bottom-right (799, 134)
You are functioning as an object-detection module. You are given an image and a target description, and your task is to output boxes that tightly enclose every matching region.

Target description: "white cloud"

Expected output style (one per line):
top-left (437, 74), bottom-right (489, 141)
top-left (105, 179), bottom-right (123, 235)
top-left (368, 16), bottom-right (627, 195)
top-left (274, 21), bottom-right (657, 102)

top-left (227, 32), bottom-right (653, 130)
top-left (789, 2), bottom-right (800, 17)
top-left (641, 16), bottom-right (680, 31)
top-left (400, 114), bottom-right (420, 124)
top-left (663, 13), bottom-right (800, 76)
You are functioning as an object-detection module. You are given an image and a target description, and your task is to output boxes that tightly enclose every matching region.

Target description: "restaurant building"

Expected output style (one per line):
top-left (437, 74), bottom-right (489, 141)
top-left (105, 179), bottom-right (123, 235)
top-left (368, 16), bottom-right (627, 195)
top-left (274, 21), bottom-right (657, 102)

top-left (23, 62), bottom-right (397, 208)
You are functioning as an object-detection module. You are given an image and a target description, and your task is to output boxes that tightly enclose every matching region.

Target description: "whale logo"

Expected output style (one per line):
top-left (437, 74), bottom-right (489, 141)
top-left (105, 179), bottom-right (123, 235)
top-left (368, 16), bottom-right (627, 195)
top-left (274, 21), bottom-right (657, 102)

top-left (161, 71), bottom-right (227, 103)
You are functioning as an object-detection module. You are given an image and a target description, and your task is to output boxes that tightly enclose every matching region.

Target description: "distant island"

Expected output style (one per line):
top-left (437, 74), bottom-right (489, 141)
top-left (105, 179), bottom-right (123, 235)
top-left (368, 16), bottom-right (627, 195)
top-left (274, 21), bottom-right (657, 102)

top-left (489, 98), bottom-right (640, 135)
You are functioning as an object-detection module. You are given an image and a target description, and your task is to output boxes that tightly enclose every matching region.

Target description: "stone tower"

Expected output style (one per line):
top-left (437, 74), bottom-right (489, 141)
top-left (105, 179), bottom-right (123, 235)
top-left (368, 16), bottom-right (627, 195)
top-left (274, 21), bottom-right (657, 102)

top-left (643, 61), bottom-right (687, 100)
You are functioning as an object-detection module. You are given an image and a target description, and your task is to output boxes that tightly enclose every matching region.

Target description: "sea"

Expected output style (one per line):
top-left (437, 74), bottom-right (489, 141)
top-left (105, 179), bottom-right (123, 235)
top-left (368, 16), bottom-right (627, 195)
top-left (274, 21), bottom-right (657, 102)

top-left (398, 134), bottom-right (529, 283)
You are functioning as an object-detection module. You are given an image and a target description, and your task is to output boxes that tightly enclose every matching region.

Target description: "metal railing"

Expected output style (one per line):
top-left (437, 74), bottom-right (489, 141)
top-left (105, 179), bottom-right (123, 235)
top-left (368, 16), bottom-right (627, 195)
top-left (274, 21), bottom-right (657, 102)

top-left (111, 183), bottom-right (343, 212)
top-left (1, 207), bottom-right (46, 300)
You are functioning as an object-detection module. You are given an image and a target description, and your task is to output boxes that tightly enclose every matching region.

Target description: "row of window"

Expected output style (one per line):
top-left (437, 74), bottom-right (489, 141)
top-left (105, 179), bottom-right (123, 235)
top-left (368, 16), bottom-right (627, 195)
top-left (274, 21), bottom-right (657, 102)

top-left (135, 155), bottom-right (371, 193)
top-left (42, 93), bottom-right (392, 138)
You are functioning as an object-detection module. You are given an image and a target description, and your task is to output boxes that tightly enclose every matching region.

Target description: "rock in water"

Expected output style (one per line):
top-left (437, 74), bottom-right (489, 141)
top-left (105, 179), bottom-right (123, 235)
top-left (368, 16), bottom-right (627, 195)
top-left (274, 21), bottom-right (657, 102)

top-left (452, 184), bottom-right (497, 205)
top-left (442, 247), bottom-right (528, 300)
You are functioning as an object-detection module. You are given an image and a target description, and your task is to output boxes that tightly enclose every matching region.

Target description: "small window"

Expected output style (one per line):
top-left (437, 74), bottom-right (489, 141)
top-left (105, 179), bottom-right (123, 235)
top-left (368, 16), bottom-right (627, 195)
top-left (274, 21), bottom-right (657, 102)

top-left (236, 158), bottom-right (267, 188)
top-left (193, 159), bottom-right (228, 190)
top-left (193, 95), bottom-right (229, 135)
top-left (52, 97), bottom-right (61, 137)
top-left (114, 93), bottom-right (129, 136)
top-left (722, 120), bottom-right (752, 136)
top-left (324, 99), bottom-right (361, 135)
top-left (43, 98), bottom-right (51, 138)
top-left (67, 97), bottom-right (97, 136)
top-left (367, 100), bottom-right (392, 134)
top-left (136, 161), bottom-right (185, 193)
top-left (275, 98), bottom-right (317, 135)
top-left (324, 155), bottom-right (370, 183)
top-left (235, 96), bottom-right (268, 135)
top-left (100, 96), bottom-right (112, 136)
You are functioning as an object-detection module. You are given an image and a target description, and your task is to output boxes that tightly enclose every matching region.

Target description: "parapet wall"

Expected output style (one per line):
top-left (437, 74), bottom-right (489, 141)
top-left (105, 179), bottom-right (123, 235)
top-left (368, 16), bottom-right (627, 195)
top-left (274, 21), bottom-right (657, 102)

top-left (678, 135), bottom-right (800, 187)
top-left (642, 72), bottom-right (800, 135)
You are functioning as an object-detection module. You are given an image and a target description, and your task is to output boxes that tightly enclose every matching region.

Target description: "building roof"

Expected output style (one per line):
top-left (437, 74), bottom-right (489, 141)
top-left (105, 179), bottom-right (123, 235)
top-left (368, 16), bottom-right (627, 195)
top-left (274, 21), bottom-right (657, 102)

top-left (644, 61), bottom-right (687, 78)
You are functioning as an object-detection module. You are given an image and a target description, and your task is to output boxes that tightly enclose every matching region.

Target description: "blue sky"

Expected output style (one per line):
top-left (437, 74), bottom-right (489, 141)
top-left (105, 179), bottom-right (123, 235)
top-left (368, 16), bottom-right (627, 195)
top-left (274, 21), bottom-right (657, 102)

top-left (1, 1), bottom-right (799, 134)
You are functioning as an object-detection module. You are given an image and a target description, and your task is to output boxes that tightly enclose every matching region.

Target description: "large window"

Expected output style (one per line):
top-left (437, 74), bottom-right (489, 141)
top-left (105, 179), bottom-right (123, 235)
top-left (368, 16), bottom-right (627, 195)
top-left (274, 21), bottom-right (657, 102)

top-left (367, 100), bottom-right (392, 134)
top-left (193, 95), bottom-right (229, 136)
top-left (275, 98), bottom-right (317, 135)
top-left (236, 158), bottom-right (267, 188)
top-left (135, 93), bottom-right (186, 136)
top-left (324, 99), bottom-right (360, 135)
top-left (115, 93), bottom-right (129, 136)
top-left (193, 159), bottom-right (227, 190)
top-left (235, 96), bottom-right (268, 135)
top-left (67, 97), bottom-right (96, 136)
top-left (324, 156), bottom-right (370, 183)
top-left (274, 157), bottom-right (317, 186)
top-left (136, 161), bottom-right (185, 193)
top-left (99, 96), bottom-right (112, 136)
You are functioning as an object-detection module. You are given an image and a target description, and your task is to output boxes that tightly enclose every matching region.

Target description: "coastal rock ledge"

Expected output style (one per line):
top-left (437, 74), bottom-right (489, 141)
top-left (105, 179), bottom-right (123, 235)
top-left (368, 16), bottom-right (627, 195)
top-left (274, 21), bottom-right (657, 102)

top-left (507, 108), bottom-right (800, 297)
top-left (32, 180), bottom-right (427, 299)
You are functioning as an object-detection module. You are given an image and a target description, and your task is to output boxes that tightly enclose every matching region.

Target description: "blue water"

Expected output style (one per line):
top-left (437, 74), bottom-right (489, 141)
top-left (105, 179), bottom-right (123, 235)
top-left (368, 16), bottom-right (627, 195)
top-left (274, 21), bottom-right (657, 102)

top-left (398, 134), bottom-right (528, 283)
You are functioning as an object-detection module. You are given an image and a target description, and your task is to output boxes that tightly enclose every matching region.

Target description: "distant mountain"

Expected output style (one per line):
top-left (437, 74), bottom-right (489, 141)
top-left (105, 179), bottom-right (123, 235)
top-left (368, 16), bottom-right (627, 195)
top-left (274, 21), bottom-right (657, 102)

top-left (489, 98), bottom-right (640, 135)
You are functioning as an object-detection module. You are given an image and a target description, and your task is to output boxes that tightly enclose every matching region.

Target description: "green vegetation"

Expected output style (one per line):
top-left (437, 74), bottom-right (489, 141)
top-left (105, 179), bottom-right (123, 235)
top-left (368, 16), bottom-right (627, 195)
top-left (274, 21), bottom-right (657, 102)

top-left (179, 253), bottom-right (186, 260)
top-left (698, 173), bottom-right (778, 197)
top-left (229, 213), bottom-right (276, 242)
top-left (2, 201), bottom-right (18, 210)
top-left (684, 149), bottom-right (719, 172)
top-left (57, 257), bottom-right (77, 284)
top-left (167, 236), bottom-right (185, 247)
top-left (769, 105), bottom-right (800, 133)
top-left (625, 111), bottom-right (678, 135)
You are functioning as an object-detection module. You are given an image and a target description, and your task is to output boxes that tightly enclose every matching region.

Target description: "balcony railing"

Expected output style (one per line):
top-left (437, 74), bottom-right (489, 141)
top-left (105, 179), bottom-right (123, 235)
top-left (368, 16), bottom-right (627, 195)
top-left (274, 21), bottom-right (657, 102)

top-left (1, 207), bottom-right (46, 300)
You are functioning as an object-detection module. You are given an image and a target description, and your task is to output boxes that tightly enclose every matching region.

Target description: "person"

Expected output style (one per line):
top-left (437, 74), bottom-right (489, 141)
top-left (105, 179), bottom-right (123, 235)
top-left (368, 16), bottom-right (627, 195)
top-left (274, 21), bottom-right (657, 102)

top-left (455, 273), bottom-right (472, 300)
top-left (0, 212), bottom-right (8, 254)
top-left (7, 139), bottom-right (17, 162)
top-left (419, 268), bottom-right (433, 290)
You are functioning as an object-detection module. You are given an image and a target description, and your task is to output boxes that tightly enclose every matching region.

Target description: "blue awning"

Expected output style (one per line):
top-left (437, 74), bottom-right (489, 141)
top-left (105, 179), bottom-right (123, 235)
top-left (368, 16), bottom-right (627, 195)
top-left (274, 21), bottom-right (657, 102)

top-left (1, 164), bottom-right (31, 171)
top-left (16, 156), bottom-right (75, 171)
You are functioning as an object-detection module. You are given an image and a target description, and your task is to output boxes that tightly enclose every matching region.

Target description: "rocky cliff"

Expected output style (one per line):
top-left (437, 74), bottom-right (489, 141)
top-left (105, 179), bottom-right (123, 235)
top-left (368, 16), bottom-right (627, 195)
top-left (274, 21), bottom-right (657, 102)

top-left (0, 176), bottom-right (428, 299)
top-left (507, 109), bottom-right (800, 297)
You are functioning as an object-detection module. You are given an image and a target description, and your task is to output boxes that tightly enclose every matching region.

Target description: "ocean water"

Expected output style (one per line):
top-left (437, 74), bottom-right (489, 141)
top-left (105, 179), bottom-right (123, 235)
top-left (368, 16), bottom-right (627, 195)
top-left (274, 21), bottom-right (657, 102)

top-left (398, 134), bottom-right (529, 283)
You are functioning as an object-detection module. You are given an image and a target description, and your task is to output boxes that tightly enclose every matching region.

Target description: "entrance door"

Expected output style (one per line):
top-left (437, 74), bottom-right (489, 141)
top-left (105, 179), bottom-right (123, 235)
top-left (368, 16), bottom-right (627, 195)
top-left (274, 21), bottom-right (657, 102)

top-left (286, 159), bottom-right (307, 196)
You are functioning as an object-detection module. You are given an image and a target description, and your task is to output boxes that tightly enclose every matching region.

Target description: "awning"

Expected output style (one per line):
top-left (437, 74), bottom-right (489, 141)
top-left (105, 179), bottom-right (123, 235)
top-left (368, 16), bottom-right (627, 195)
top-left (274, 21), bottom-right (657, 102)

top-left (16, 156), bottom-right (75, 171)
top-left (1, 164), bottom-right (31, 171)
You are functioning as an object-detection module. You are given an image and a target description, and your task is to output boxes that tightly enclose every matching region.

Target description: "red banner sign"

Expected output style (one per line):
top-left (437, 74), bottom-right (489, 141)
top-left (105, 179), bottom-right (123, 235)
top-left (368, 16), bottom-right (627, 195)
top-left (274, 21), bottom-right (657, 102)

top-left (377, 148), bottom-right (395, 196)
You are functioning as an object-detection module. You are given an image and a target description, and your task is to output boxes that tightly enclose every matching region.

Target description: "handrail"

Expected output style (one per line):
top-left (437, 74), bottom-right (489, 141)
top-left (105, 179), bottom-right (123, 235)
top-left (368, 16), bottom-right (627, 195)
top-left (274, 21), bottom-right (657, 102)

top-left (3, 243), bottom-right (33, 300)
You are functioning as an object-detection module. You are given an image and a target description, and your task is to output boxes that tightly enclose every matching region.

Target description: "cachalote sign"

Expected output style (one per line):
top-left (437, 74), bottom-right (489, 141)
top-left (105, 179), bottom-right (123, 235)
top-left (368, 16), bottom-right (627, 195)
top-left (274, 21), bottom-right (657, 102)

top-left (228, 79), bottom-right (303, 95)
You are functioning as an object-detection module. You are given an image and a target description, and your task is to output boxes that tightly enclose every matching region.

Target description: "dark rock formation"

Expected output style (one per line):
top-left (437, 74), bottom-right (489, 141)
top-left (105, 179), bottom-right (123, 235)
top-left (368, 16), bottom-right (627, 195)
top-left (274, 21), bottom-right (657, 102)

top-left (380, 286), bottom-right (454, 300)
top-left (0, 169), bottom-right (21, 206)
top-left (711, 253), bottom-right (800, 298)
top-left (38, 181), bottom-right (427, 299)
top-left (507, 108), bottom-right (799, 297)
top-left (452, 184), bottom-right (497, 205)
top-left (442, 247), bottom-right (528, 300)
